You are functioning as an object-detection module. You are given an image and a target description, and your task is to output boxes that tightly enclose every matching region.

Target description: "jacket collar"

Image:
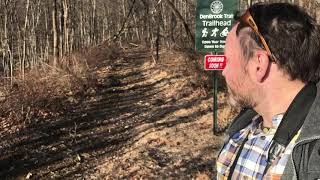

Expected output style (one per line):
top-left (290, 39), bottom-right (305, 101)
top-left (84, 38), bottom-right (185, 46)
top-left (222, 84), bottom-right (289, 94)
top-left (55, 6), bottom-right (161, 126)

top-left (226, 108), bottom-right (256, 137)
top-left (295, 82), bottom-right (320, 142)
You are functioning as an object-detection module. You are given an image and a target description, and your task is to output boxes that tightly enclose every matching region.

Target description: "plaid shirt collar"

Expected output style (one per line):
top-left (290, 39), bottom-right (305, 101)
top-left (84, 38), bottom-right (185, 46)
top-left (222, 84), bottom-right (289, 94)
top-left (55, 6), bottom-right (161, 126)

top-left (216, 114), bottom-right (298, 180)
top-left (251, 114), bottom-right (283, 135)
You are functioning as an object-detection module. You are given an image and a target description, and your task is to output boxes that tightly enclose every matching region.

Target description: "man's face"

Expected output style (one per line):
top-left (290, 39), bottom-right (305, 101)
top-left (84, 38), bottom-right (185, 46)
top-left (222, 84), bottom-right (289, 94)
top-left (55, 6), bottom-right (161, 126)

top-left (222, 24), bottom-right (255, 108)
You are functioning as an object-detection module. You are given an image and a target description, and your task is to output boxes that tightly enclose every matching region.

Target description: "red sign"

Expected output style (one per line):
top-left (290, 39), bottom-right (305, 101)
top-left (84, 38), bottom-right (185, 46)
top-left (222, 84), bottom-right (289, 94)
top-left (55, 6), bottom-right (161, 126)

top-left (204, 55), bottom-right (226, 71)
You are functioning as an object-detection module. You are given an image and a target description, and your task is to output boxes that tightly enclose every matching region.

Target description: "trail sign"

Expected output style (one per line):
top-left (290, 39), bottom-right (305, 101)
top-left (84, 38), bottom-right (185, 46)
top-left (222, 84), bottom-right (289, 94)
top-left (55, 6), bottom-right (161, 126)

top-left (204, 55), bottom-right (226, 71)
top-left (196, 0), bottom-right (239, 53)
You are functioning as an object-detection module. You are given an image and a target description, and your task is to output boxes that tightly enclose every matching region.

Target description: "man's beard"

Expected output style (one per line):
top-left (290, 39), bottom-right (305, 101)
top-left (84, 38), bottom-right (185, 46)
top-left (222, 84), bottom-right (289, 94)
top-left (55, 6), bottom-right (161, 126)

top-left (227, 85), bottom-right (255, 108)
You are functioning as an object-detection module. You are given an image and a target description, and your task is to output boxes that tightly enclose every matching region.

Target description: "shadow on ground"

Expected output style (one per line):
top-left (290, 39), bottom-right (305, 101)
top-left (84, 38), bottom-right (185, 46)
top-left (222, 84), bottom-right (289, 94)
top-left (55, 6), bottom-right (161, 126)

top-left (0, 50), bottom-right (214, 179)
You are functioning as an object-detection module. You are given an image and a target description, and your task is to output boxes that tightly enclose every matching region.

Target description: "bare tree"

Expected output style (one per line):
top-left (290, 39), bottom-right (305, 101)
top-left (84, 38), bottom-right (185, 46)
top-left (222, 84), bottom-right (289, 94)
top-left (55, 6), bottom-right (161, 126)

top-left (0, 0), bottom-right (319, 82)
top-left (52, 0), bottom-right (58, 67)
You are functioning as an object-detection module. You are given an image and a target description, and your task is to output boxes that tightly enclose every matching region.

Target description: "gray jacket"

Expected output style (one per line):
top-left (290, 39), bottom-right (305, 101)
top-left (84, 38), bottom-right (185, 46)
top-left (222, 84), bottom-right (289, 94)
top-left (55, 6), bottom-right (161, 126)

top-left (222, 82), bottom-right (320, 180)
top-left (281, 83), bottom-right (320, 179)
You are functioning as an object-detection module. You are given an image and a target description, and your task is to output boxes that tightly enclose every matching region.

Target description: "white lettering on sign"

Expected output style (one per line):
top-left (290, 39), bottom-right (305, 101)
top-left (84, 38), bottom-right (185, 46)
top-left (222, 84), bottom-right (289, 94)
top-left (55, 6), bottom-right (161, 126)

top-left (202, 40), bottom-right (211, 44)
top-left (224, 14), bottom-right (233, 18)
top-left (202, 20), bottom-right (232, 27)
top-left (204, 55), bottom-right (226, 71)
top-left (204, 44), bottom-right (225, 48)
top-left (208, 57), bottom-right (225, 62)
top-left (200, 14), bottom-right (223, 19)
top-left (209, 63), bottom-right (220, 69)
top-left (200, 14), bottom-right (233, 20)
top-left (204, 45), bottom-right (215, 48)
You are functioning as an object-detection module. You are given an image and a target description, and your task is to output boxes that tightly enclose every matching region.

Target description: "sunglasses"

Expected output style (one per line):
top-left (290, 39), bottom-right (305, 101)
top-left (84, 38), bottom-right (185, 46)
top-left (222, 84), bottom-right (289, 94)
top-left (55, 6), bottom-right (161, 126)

top-left (240, 10), bottom-right (277, 62)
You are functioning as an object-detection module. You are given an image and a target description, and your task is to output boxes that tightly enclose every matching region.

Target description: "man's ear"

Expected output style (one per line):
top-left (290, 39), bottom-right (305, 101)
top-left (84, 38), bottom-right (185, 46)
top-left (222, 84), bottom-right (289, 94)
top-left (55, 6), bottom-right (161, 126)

top-left (255, 52), bottom-right (270, 82)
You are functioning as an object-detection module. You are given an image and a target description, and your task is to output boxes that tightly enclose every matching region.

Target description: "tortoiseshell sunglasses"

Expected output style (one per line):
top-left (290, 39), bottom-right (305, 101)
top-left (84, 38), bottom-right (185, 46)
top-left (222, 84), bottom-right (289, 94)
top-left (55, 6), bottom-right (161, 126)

top-left (240, 10), bottom-right (277, 62)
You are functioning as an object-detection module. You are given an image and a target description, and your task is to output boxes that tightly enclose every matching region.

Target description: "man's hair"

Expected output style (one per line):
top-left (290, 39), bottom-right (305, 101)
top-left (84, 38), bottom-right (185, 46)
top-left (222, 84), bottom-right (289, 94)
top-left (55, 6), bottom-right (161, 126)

top-left (236, 3), bottom-right (320, 83)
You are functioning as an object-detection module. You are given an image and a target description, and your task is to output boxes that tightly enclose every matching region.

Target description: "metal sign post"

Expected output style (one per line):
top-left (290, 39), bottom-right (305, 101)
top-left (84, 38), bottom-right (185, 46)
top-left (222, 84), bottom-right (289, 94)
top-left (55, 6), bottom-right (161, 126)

top-left (214, 70), bottom-right (218, 133)
top-left (204, 55), bottom-right (226, 134)
top-left (196, 0), bottom-right (239, 135)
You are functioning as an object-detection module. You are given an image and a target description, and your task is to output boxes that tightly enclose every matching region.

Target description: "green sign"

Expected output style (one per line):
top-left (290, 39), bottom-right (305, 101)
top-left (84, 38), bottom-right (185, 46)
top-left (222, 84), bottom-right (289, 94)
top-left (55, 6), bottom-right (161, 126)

top-left (196, 0), bottom-right (239, 53)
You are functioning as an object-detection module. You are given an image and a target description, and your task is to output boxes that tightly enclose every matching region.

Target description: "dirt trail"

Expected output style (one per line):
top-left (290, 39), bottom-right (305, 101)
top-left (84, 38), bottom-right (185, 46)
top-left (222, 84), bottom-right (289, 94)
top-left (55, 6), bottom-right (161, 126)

top-left (0, 49), bottom-right (235, 179)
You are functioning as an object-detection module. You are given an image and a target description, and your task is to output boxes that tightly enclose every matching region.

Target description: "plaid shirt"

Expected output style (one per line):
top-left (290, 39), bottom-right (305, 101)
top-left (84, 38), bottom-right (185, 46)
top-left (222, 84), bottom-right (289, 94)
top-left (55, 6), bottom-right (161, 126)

top-left (217, 114), bottom-right (300, 180)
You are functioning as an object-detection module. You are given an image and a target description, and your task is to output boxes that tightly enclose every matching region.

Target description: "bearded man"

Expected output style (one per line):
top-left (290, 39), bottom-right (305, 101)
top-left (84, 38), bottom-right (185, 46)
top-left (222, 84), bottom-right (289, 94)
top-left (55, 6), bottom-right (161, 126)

top-left (217, 3), bottom-right (320, 180)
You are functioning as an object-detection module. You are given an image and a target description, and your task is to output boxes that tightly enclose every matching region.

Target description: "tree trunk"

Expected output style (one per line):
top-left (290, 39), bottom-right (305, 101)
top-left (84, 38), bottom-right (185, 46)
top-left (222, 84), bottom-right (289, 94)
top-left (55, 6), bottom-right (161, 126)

top-left (80, 1), bottom-right (84, 48)
top-left (63, 0), bottom-right (69, 54)
top-left (91, 0), bottom-right (97, 45)
top-left (3, 1), bottom-right (8, 76)
top-left (59, 2), bottom-right (63, 58)
top-left (45, 6), bottom-right (50, 62)
top-left (52, 0), bottom-right (58, 67)
top-left (22, 0), bottom-right (30, 79)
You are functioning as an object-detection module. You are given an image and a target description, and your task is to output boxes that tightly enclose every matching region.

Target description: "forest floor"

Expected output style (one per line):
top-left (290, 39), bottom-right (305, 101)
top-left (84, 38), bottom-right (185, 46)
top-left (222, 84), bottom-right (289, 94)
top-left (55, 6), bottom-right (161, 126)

top-left (0, 47), bottom-right (238, 179)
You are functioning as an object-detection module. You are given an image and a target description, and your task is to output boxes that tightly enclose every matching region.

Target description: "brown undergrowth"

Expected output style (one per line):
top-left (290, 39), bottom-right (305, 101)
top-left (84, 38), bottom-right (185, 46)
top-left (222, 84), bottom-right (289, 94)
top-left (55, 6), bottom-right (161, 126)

top-left (0, 45), bottom-right (122, 135)
top-left (0, 45), bottom-right (238, 179)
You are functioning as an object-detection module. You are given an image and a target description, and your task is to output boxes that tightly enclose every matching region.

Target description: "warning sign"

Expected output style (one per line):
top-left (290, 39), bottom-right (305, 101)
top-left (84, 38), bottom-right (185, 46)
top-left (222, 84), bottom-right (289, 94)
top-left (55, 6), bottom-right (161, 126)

top-left (196, 0), bottom-right (239, 53)
top-left (204, 55), bottom-right (226, 71)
